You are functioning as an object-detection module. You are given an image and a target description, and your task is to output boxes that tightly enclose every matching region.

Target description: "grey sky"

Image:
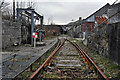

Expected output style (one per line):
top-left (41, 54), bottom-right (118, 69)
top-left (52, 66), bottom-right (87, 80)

top-left (4, 0), bottom-right (118, 25)
top-left (34, 2), bottom-right (110, 25)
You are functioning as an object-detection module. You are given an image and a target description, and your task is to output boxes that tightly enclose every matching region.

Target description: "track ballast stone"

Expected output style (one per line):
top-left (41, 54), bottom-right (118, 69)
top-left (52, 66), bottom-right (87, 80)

top-left (40, 40), bottom-right (98, 79)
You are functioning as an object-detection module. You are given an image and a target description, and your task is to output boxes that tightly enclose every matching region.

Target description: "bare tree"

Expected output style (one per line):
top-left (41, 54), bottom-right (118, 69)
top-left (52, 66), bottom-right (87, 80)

top-left (0, 0), bottom-right (11, 20)
top-left (0, 0), bottom-right (9, 10)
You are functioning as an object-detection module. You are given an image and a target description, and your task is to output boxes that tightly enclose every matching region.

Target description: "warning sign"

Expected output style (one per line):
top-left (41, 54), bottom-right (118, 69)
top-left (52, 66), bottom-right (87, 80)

top-left (32, 32), bottom-right (38, 38)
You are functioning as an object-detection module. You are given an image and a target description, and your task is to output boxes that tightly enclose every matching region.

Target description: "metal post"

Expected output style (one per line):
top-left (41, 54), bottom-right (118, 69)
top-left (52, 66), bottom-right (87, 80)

top-left (40, 16), bottom-right (43, 42)
top-left (30, 64), bottom-right (32, 71)
top-left (41, 16), bottom-right (43, 29)
top-left (34, 38), bottom-right (36, 48)
top-left (31, 11), bottom-right (34, 45)
top-left (17, 10), bottom-right (20, 24)
top-left (13, 0), bottom-right (15, 22)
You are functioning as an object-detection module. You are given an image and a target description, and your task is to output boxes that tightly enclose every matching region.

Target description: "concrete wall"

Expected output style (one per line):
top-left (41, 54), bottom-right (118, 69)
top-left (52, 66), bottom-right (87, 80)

top-left (2, 20), bottom-right (21, 49)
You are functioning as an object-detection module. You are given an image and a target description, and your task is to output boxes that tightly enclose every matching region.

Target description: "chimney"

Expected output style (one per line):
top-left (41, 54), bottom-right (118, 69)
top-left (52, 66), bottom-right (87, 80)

top-left (79, 17), bottom-right (82, 21)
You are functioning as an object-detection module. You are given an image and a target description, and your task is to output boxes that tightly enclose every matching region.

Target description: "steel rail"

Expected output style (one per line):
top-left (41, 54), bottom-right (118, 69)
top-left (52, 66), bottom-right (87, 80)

top-left (28, 39), bottom-right (108, 80)
top-left (28, 39), bottom-right (65, 80)
top-left (13, 39), bottom-right (59, 79)
top-left (76, 42), bottom-right (108, 80)
top-left (67, 39), bottom-right (109, 80)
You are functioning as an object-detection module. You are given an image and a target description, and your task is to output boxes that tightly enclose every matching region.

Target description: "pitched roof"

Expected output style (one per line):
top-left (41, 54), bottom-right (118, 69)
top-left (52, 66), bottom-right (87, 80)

top-left (83, 3), bottom-right (110, 22)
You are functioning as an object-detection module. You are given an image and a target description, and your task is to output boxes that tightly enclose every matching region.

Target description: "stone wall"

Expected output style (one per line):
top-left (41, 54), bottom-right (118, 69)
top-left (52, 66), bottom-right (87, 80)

top-left (87, 24), bottom-right (108, 56)
top-left (2, 20), bottom-right (21, 49)
top-left (21, 25), bottom-right (30, 44)
top-left (87, 3), bottom-right (120, 65)
top-left (87, 22), bottom-right (120, 65)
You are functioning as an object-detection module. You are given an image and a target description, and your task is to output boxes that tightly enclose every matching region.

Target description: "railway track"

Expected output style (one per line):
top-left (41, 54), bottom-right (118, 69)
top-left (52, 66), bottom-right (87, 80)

top-left (28, 39), bottom-right (109, 80)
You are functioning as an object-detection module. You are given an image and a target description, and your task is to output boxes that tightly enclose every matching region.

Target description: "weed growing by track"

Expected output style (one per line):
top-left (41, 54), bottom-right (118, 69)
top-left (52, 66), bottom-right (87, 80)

top-left (15, 42), bottom-right (57, 80)
top-left (77, 40), bottom-right (120, 79)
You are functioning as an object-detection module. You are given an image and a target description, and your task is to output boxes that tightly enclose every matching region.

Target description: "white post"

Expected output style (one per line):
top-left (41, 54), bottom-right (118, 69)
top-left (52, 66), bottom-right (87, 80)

top-left (82, 32), bottom-right (86, 40)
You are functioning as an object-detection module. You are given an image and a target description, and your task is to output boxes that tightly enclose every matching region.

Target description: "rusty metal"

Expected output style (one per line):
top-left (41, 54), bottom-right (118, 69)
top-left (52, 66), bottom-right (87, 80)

top-left (77, 43), bottom-right (108, 80)
top-left (28, 40), bottom-right (65, 80)
top-left (13, 39), bottom-right (59, 79)
top-left (67, 39), bottom-right (109, 80)
top-left (28, 39), bottom-right (109, 80)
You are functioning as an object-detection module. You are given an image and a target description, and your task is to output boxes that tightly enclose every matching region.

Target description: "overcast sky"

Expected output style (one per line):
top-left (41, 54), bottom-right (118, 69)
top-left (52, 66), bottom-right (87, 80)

top-left (4, 0), bottom-right (119, 25)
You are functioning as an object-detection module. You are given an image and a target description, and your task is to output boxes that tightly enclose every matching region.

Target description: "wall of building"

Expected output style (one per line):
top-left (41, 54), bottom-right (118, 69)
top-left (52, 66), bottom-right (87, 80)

top-left (87, 3), bottom-right (120, 65)
top-left (21, 25), bottom-right (31, 44)
top-left (87, 22), bottom-right (120, 65)
top-left (67, 4), bottom-right (110, 38)
top-left (67, 25), bottom-right (81, 38)
top-left (107, 22), bottom-right (120, 65)
top-left (87, 24), bottom-right (108, 56)
top-left (67, 3), bottom-right (120, 65)
top-left (2, 20), bottom-right (21, 49)
top-left (43, 25), bottom-right (62, 36)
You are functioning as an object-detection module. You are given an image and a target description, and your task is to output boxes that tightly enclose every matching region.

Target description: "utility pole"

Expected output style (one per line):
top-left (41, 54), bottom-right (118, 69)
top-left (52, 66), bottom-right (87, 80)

top-left (13, 0), bottom-right (15, 22)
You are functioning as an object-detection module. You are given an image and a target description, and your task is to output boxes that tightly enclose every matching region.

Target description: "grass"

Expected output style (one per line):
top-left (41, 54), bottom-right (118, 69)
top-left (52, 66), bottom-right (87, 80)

top-left (77, 41), bottom-right (120, 79)
top-left (42, 72), bottom-right (60, 78)
top-left (44, 35), bottom-right (57, 40)
top-left (15, 41), bottom-right (58, 79)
